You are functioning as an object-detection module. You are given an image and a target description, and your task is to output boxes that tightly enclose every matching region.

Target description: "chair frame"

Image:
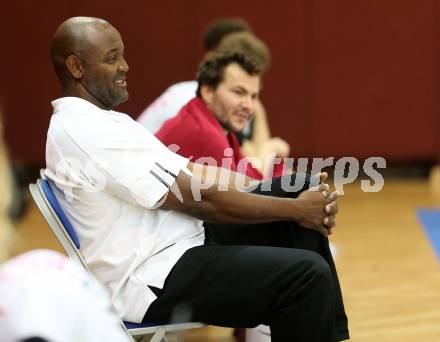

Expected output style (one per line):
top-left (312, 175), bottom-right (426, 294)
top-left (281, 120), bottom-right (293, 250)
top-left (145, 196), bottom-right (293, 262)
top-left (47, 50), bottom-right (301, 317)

top-left (29, 178), bottom-right (204, 342)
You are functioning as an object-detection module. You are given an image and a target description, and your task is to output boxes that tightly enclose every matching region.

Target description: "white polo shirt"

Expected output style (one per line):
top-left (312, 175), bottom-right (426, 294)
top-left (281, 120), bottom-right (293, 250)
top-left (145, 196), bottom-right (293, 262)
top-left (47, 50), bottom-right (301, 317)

top-left (45, 97), bottom-right (205, 323)
top-left (137, 81), bottom-right (197, 133)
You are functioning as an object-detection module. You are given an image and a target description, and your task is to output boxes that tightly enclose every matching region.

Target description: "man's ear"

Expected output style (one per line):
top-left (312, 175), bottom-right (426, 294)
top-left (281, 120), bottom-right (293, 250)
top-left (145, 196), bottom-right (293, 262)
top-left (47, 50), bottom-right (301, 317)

top-left (200, 84), bottom-right (214, 104)
top-left (65, 55), bottom-right (84, 79)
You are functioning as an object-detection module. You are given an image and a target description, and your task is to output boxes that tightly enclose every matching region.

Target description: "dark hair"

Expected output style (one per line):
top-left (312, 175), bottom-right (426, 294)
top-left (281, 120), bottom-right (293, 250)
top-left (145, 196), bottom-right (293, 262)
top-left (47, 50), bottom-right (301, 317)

top-left (203, 18), bottom-right (251, 51)
top-left (196, 51), bottom-right (262, 97)
top-left (217, 31), bottom-right (271, 73)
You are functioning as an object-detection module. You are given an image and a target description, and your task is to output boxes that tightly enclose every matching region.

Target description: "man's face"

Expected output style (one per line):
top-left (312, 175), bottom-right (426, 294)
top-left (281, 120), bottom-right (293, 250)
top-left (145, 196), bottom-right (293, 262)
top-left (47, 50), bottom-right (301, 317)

top-left (203, 63), bottom-right (260, 134)
top-left (80, 25), bottom-right (129, 109)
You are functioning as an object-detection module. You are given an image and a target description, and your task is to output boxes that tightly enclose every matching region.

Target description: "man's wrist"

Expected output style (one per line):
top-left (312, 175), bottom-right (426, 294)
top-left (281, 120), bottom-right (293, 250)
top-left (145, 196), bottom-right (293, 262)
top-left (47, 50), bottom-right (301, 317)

top-left (279, 197), bottom-right (303, 223)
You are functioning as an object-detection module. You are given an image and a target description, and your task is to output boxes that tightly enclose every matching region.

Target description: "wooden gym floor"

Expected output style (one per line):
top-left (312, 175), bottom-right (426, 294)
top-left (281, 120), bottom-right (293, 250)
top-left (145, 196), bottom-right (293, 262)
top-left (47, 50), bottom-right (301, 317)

top-left (10, 178), bottom-right (440, 341)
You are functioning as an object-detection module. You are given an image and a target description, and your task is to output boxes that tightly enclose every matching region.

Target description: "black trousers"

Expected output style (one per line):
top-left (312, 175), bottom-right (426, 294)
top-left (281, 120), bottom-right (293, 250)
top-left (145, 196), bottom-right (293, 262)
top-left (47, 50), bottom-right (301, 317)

top-left (144, 175), bottom-right (349, 342)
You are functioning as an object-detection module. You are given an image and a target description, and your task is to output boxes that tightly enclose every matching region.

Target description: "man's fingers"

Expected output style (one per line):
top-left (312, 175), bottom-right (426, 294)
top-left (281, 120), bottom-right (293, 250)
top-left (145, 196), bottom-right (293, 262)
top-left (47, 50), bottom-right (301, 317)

top-left (325, 201), bottom-right (338, 215)
top-left (317, 225), bottom-right (329, 237)
top-left (323, 215), bottom-right (336, 228)
top-left (325, 191), bottom-right (338, 203)
top-left (309, 183), bottom-right (329, 193)
top-left (310, 172), bottom-right (328, 189)
top-left (318, 183), bottom-right (329, 193)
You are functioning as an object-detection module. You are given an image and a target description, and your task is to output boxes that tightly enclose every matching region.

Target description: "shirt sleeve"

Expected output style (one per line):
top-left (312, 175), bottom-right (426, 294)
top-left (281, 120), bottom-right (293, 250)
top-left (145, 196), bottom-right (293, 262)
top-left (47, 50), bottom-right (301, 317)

top-left (56, 112), bottom-right (190, 209)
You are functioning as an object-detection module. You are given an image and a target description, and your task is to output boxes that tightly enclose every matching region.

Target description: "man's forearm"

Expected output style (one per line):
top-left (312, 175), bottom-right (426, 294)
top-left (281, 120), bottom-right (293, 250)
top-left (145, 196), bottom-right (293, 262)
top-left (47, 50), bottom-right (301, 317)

top-left (162, 162), bottom-right (331, 232)
top-left (182, 183), bottom-right (303, 225)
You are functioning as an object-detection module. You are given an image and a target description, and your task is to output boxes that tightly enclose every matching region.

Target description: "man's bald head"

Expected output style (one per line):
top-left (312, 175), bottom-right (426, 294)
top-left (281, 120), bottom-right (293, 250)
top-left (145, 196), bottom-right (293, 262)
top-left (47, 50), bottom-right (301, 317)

top-left (50, 17), bottom-right (129, 109)
top-left (51, 17), bottom-right (111, 84)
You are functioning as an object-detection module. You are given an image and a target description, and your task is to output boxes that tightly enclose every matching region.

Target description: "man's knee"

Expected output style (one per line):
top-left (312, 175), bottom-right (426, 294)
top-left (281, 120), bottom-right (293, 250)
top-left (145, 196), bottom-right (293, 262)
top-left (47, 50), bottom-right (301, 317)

top-left (307, 253), bottom-right (332, 281)
top-left (285, 251), bottom-right (332, 287)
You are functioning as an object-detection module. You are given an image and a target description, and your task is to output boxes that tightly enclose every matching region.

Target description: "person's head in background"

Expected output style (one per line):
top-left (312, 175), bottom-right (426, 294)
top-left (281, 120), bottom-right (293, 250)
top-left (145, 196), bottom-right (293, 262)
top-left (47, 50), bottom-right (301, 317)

top-left (218, 31), bottom-right (271, 74)
top-left (0, 109), bottom-right (13, 262)
top-left (203, 18), bottom-right (252, 53)
top-left (196, 51), bottom-right (262, 134)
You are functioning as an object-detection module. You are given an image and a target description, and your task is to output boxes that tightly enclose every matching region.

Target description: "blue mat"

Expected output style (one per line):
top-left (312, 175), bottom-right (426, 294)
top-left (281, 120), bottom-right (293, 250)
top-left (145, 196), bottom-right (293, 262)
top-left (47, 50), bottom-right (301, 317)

top-left (417, 209), bottom-right (440, 261)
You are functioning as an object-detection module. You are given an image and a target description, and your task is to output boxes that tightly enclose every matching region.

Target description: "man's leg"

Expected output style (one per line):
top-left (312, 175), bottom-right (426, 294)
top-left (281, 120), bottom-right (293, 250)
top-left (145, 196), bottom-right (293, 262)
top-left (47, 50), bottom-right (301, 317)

top-left (143, 244), bottom-right (336, 342)
top-left (204, 174), bottom-right (349, 341)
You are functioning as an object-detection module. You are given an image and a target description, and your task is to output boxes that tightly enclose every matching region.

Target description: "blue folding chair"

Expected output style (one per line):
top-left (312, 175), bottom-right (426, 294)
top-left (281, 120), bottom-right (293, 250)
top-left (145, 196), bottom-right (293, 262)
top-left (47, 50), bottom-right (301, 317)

top-left (29, 178), bottom-right (204, 342)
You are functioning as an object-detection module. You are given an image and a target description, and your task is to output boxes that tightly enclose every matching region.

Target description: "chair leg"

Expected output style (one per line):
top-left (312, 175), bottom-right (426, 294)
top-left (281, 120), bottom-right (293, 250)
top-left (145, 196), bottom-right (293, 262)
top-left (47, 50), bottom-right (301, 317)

top-left (163, 333), bottom-right (181, 342)
top-left (149, 327), bottom-right (166, 342)
top-left (135, 335), bottom-right (150, 342)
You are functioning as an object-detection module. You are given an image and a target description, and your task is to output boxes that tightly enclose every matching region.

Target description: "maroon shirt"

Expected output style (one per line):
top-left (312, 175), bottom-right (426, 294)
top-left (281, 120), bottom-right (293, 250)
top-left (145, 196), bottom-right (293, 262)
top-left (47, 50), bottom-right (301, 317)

top-left (156, 97), bottom-right (283, 180)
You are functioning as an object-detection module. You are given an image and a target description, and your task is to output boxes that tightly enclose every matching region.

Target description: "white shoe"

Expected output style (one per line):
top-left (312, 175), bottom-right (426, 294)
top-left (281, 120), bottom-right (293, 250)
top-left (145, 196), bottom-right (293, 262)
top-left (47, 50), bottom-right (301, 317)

top-left (246, 325), bottom-right (271, 342)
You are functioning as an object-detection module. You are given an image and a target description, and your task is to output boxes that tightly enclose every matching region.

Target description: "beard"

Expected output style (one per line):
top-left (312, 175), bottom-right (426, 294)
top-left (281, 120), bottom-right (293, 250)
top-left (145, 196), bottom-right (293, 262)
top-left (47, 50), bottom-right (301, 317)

top-left (84, 74), bottom-right (129, 109)
top-left (217, 112), bottom-right (249, 134)
top-left (218, 118), bottom-right (239, 133)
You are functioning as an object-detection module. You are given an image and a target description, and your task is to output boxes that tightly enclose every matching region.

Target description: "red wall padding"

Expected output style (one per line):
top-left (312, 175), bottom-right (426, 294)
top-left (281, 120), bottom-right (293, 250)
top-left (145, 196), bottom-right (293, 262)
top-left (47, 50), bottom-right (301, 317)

top-left (1, 0), bottom-right (438, 166)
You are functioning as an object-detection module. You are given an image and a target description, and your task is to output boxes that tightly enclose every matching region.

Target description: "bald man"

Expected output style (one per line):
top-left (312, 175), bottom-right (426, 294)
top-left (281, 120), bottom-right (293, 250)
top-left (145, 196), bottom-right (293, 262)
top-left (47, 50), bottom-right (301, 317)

top-left (45, 17), bottom-right (349, 342)
top-left (51, 17), bottom-right (129, 108)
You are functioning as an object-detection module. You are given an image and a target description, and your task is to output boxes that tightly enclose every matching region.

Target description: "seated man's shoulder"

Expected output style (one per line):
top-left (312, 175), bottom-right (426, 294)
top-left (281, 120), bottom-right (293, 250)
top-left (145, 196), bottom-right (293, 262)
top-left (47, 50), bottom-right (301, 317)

top-left (52, 101), bottom-right (151, 154)
top-left (157, 105), bottom-right (202, 140)
top-left (167, 80), bottom-right (197, 95)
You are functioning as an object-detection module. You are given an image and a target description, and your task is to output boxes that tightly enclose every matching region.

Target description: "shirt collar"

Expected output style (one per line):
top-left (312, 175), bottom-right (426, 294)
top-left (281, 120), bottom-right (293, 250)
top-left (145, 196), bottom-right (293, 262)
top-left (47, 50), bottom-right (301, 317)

top-left (51, 97), bottom-right (118, 116)
top-left (190, 97), bottom-right (225, 131)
